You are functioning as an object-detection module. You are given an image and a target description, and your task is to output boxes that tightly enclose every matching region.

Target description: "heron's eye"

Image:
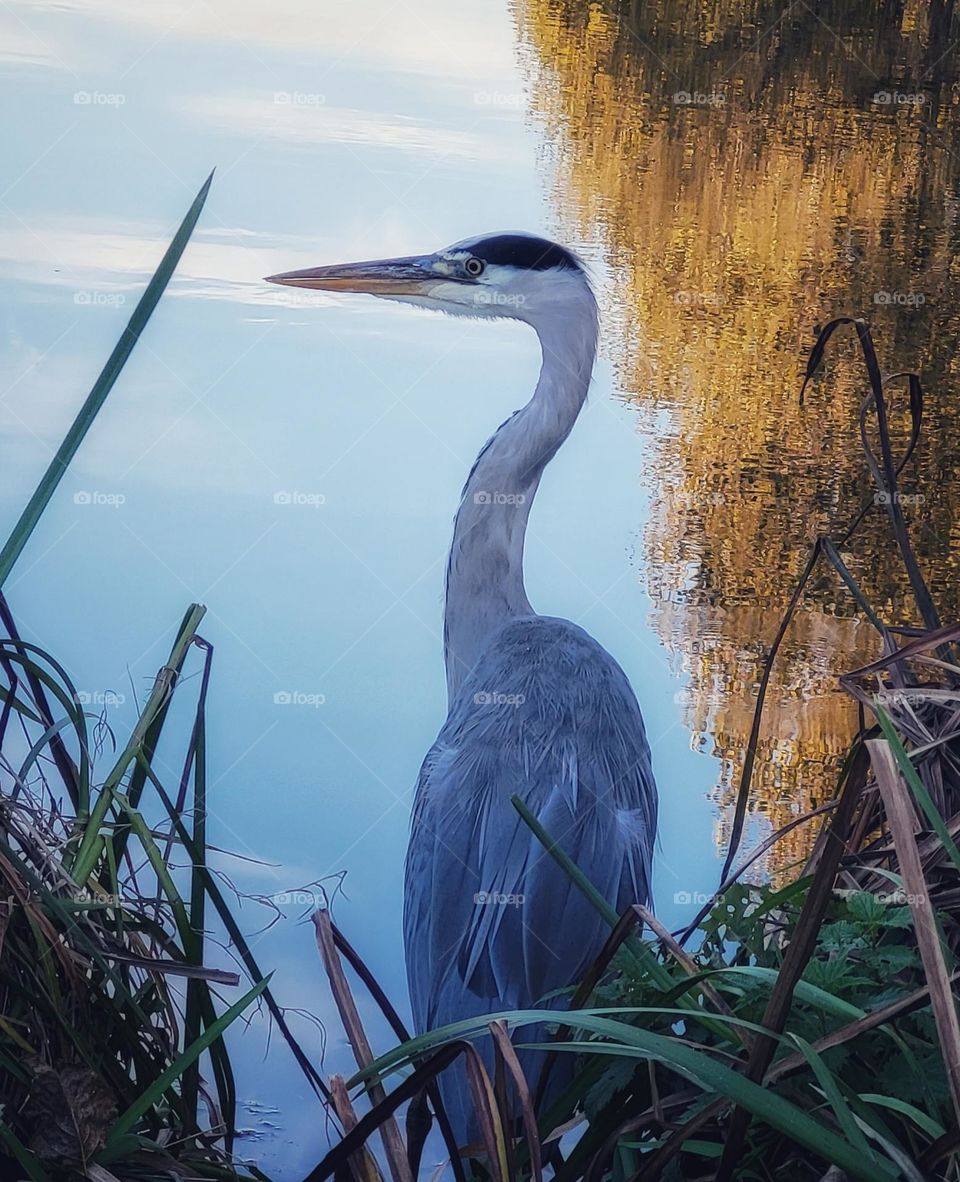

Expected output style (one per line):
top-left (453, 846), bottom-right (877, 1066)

top-left (464, 257), bottom-right (485, 277)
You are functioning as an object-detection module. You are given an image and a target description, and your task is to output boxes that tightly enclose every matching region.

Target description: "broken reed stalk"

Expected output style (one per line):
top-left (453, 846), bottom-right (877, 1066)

top-left (632, 904), bottom-right (751, 1051)
top-left (324, 921), bottom-right (463, 1177)
top-left (462, 1043), bottom-right (509, 1182)
top-left (329, 1075), bottom-right (382, 1182)
top-left (312, 910), bottom-right (413, 1182)
top-left (867, 738), bottom-right (960, 1128)
top-left (488, 1021), bottom-right (543, 1182)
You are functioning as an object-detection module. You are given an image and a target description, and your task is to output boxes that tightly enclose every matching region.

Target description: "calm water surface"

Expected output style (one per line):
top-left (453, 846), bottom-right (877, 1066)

top-left (2, 0), bottom-right (957, 1174)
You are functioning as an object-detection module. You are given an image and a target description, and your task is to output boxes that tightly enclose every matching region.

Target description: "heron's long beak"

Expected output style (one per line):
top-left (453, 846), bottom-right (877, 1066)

top-left (264, 255), bottom-right (437, 296)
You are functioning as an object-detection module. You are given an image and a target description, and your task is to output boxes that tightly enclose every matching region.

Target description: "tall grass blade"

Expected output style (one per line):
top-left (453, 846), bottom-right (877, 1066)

top-left (325, 919), bottom-right (464, 1179)
top-left (69, 603), bottom-right (206, 880)
top-left (0, 172), bottom-right (213, 591)
top-left (788, 1033), bottom-right (875, 1161)
top-left (101, 975), bottom-right (269, 1153)
top-left (462, 1043), bottom-right (508, 1182)
top-left (183, 638), bottom-right (212, 1134)
top-left (0, 595), bottom-right (81, 806)
top-left (489, 1020), bottom-right (543, 1182)
top-left (328, 1075), bottom-right (383, 1182)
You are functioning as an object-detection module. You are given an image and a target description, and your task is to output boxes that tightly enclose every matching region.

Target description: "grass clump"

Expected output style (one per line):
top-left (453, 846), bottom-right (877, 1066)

top-left (0, 174), bottom-right (327, 1182)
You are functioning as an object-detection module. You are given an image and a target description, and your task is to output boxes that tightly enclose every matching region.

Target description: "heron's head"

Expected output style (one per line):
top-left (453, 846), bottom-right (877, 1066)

top-left (265, 232), bottom-right (594, 329)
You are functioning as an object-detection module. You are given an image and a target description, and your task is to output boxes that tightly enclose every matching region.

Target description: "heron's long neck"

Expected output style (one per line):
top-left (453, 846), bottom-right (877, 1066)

top-left (443, 299), bottom-right (599, 703)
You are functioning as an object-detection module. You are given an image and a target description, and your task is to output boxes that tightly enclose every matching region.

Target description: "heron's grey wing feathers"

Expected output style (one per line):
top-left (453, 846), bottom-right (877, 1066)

top-left (518, 785), bottom-right (622, 1000)
top-left (404, 615), bottom-right (657, 1033)
top-left (404, 742), bottom-right (481, 1032)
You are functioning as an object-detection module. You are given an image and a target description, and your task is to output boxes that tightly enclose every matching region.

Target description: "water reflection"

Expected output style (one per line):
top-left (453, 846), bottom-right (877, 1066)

top-left (516, 0), bottom-right (960, 871)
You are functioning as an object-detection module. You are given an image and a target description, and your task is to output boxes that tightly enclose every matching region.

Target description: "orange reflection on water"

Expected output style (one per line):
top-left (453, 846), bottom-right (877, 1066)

top-left (516, 0), bottom-right (960, 873)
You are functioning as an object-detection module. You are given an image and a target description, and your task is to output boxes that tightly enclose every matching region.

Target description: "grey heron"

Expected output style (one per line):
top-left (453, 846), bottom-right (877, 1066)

top-left (267, 233), bottom-right (658, 1149)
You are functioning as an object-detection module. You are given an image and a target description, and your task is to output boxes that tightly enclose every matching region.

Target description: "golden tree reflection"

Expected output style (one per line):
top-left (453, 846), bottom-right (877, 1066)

top-left (516, 0), bottom-right (960, 872)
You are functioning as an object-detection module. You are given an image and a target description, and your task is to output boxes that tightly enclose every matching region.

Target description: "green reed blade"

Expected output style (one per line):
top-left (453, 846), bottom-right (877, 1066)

top-left (100, 975), bottom-right (270, 1153)
top-left (0, 171), bottom-right (213, 592)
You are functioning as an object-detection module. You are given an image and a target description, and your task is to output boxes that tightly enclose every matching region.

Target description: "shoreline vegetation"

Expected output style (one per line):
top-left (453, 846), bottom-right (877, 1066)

top-left (2, 180), bottom-right (959, 1182)
top-left (0, 177), bottom-right (330, 1182)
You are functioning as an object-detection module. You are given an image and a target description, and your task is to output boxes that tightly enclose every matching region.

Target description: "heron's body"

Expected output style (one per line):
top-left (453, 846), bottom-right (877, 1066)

top-left (405, 614), bottom-right (655, 1136)
top-left (267, 232), bottom-right (658, 1151)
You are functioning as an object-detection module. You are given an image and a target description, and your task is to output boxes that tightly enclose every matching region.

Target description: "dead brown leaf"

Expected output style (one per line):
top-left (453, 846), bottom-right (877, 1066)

top-left (24, 1061), bottom-right (117, 1170)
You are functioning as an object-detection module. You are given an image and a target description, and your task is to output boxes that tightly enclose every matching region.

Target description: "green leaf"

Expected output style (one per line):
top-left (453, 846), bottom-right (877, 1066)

top-left (712, 966), bottom-right (865, 1021)
top-left (859, 1094), bottom-right (946, 1140)
top-left (678, 1139), bottom-right (722, 1158)
top-left (845, 891), bottom-right (888, 927)
top-left (789, 1033), bottom-right (876, 1162)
